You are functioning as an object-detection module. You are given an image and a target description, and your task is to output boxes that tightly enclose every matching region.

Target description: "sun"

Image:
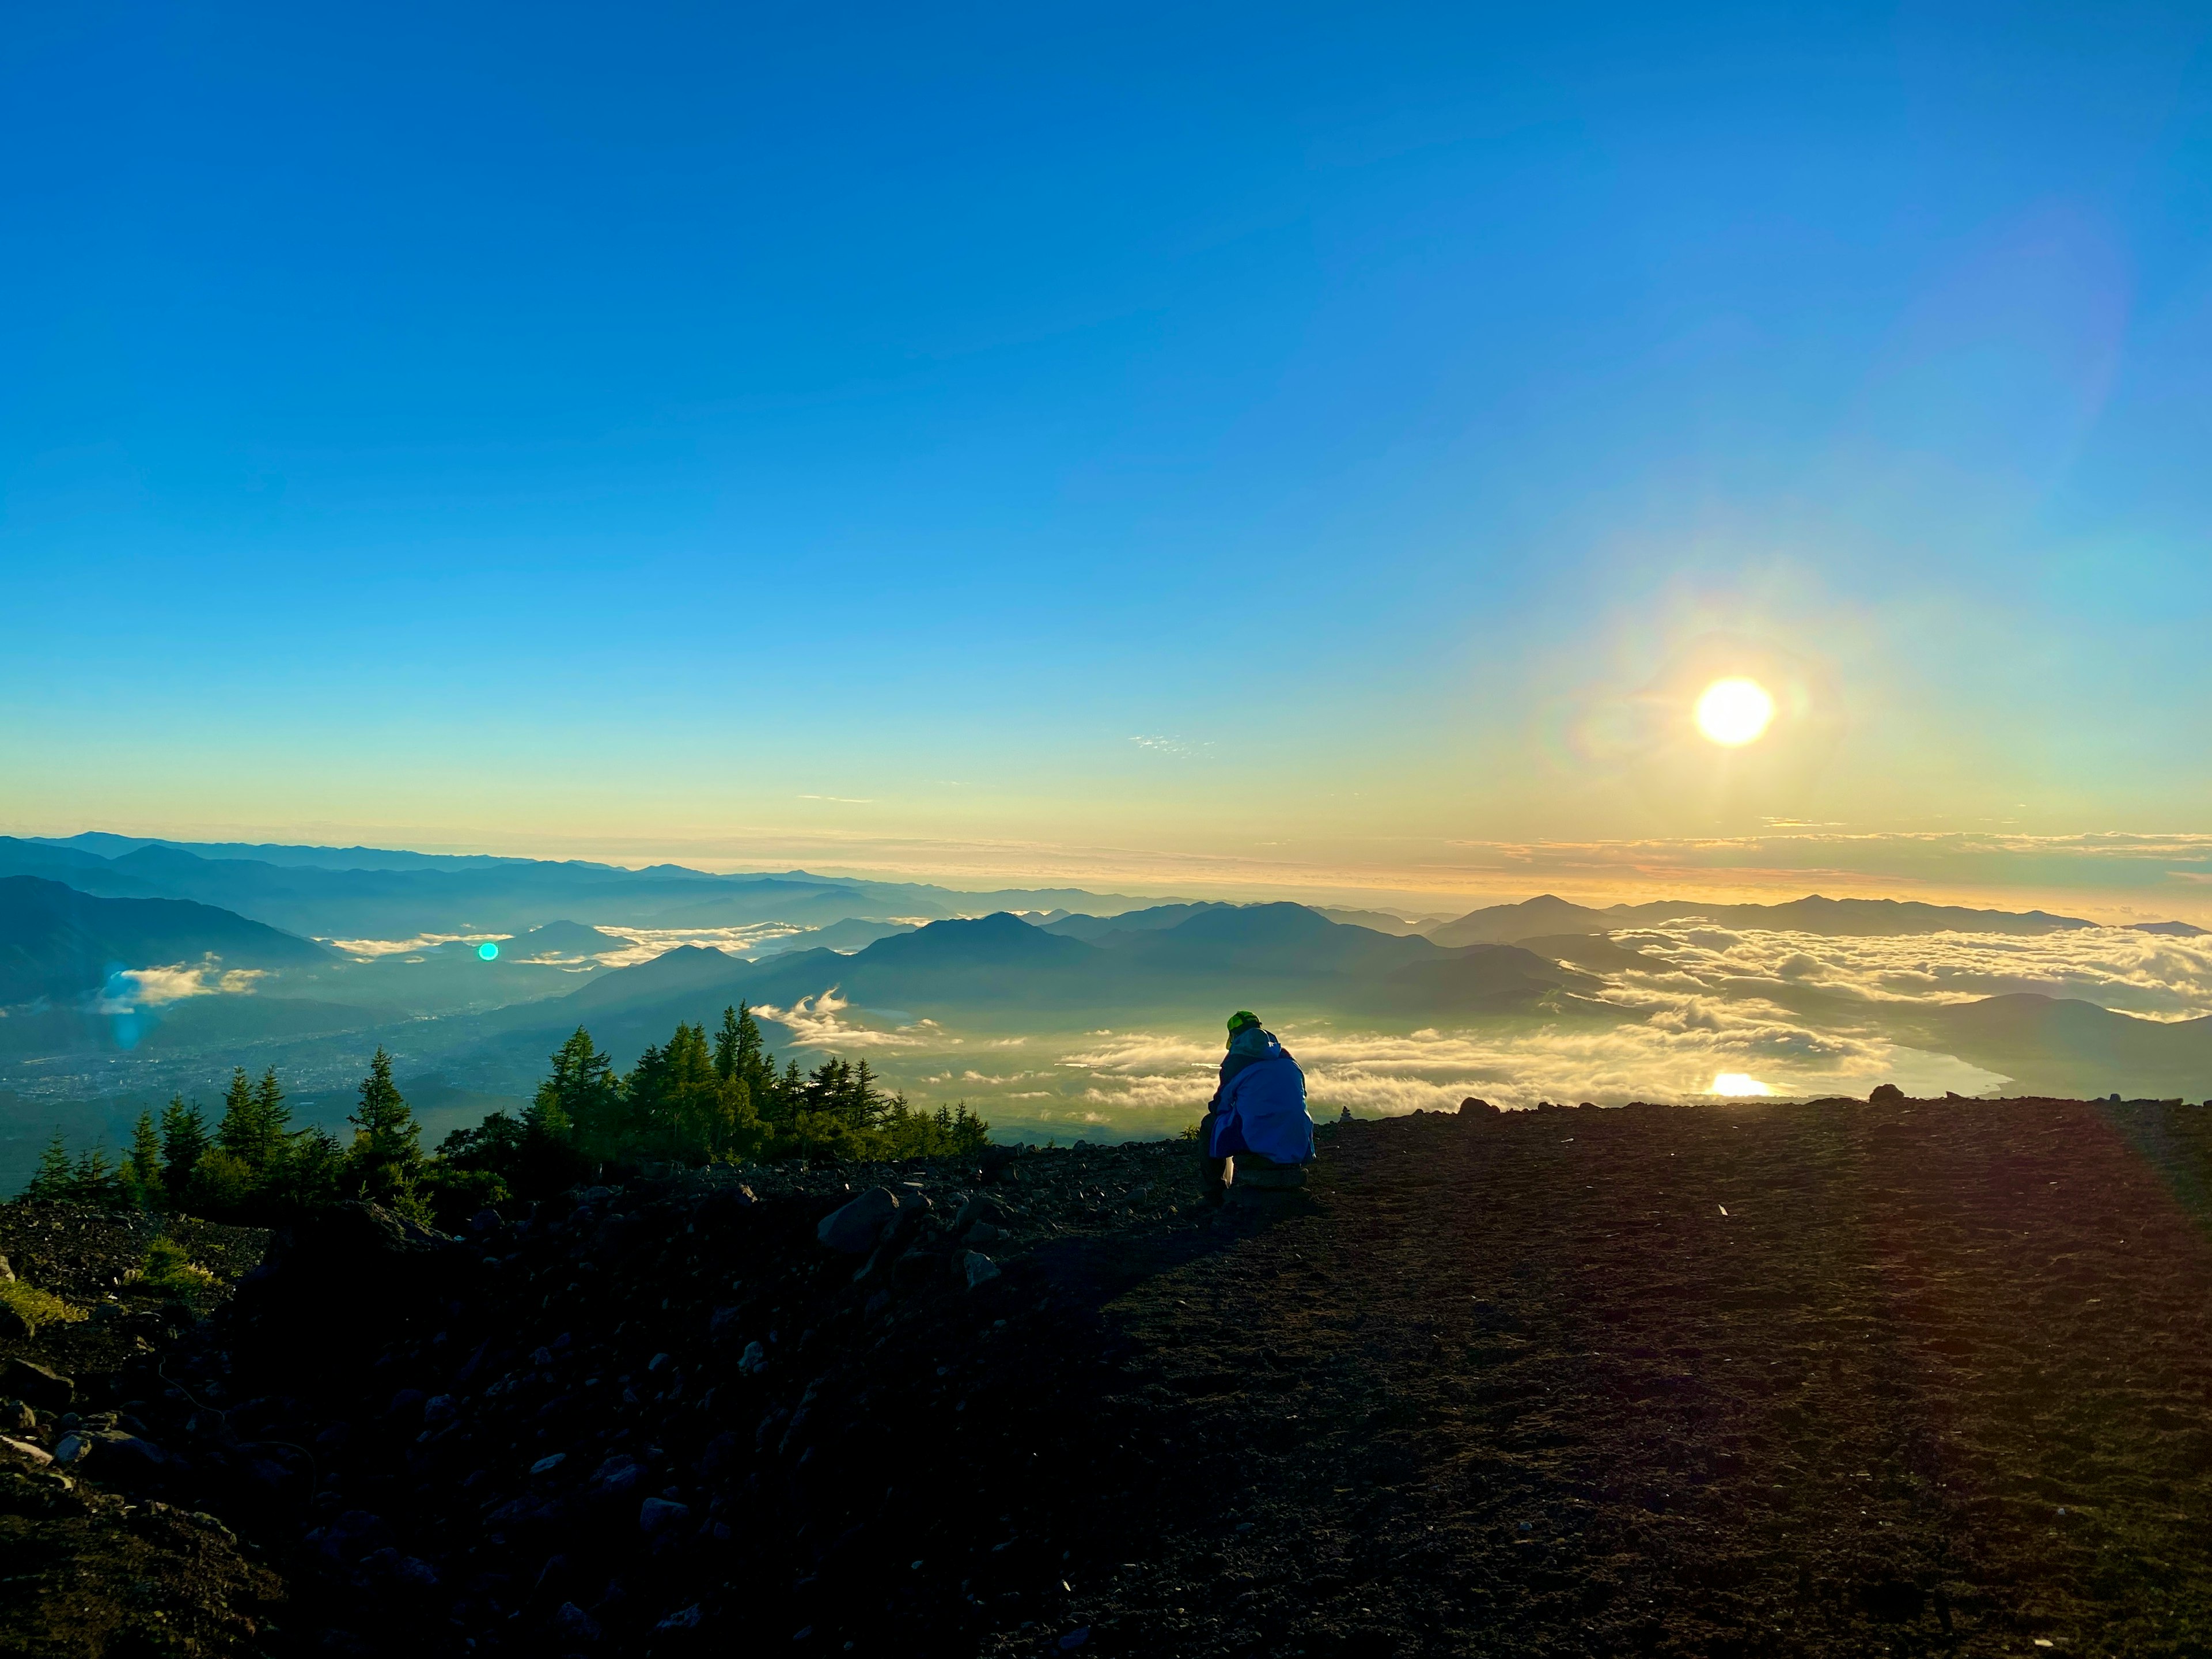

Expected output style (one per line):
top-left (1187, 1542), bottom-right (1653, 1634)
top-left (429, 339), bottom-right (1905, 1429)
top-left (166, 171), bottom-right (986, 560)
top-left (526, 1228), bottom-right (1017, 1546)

top-left (1710, 1072), bottom-right (1774, 1097)
top-left (1694, 677), bottom-right (1775, 747)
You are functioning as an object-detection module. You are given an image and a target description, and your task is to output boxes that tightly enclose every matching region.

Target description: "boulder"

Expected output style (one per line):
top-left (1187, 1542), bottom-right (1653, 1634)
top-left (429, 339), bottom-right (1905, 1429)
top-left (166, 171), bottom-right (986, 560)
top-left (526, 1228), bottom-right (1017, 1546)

top-left (961, 1252), bottom-right (1002, 1289)
top-left (588, 1454), bottom-right (643, 1502)
top-left (1, 1358), bottom-right (73, 1413)
top-left (555, 1602), bottom-right (603, 1642)
top-left (1, 1397), bottom-right (33, 1434)
top-left (953, 1195), bottom-right (1007, 1234)
top-left (881, 1192), bottom-right (931, 1246)
top-left (0, 1250), bottom-right (13, 1281)
top-left (817, 1188), bottom-right (900, 1255)
top-left (1870, 1083), bottom-right (1905, 1105)
top-left (0, 1302), bottom-right (30, 1341)
top-left (1459, 1097), bottom-right (1495, 1115)
top-left (639, 1495), bottom-right (690, 1535)
top-left (892, 1249), bottom-right (942, 1291)
top-left (1, 1434), bottom-right (52, 1467)
top-left (84, 1431), bottom-right (169, 1491)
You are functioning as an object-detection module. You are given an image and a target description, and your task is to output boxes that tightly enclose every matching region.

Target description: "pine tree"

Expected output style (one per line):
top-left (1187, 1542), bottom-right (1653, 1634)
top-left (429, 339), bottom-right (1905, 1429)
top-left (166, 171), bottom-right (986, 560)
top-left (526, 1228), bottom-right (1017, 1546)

top-left (215, 1065), bottom-right (291, 1179)
top-left (123, 1111), bottom-right (164, 1207)
top-left (69, 1145), bottom-right (118, 1206)
top-left (349, 1048), bottom-right (421, 1173)
top-left (531, 1028), bottom-right (619, 1149)
top-left (22, 1131), bottom-right (73, 1201)
top-left (714, 1006), bottom-right (744, 1082)
top-left (255, 1067), bottom-right (291, 1146)
top-left (280, 1126), bottom-right (347, 1209)
top-left (159, 1095), bottom-right (209, 1204)
top-left (853, 1059), bottom-right (885, 1131)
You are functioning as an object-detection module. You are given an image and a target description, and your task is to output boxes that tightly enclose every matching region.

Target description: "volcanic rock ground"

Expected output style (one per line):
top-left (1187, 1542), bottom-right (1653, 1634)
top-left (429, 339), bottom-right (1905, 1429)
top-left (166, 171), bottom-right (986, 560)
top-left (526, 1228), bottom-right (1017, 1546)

top-left (4, 1098), bottom-right (2211, 1657)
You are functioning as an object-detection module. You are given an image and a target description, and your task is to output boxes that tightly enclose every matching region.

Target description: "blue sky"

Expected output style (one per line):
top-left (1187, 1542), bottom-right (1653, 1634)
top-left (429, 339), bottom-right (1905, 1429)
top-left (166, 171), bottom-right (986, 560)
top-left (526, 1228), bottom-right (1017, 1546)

top-left (3, 2), bottom-right (2209, 912)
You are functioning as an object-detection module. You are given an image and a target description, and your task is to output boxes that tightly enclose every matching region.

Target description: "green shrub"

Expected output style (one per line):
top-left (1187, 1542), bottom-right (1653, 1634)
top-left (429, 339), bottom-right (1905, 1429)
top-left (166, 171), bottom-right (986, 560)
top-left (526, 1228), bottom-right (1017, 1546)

top-left (181, 1147), bottom-right (257, 1216)
top-left (420, 1164), bottom-right (511, 1230)
top-left (0, 1279), bottom-right (86, 1331)
top-left (130, 1237), bottom-right (220, 1306)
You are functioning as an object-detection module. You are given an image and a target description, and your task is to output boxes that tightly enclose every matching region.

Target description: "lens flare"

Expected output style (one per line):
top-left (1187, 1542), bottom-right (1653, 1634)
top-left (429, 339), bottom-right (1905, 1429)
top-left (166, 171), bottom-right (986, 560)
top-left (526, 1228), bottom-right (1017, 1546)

top-left (477, 941), bottom-right (500, 960)
top-left (1710, 1072), bottom-right (1774, 1097)
top-left (1694, 677), bottom-right (1775, 746)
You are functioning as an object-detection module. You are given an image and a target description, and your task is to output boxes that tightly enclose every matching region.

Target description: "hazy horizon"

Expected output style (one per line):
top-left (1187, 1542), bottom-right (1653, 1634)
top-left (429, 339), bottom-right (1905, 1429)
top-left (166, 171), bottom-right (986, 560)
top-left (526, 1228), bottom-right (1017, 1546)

top-left (9, 821), bottom-right (2212, 930)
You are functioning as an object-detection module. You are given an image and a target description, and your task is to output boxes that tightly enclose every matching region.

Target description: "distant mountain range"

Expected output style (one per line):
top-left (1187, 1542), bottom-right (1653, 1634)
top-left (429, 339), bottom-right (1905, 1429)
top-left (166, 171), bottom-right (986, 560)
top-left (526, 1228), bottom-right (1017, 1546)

top-left (3, 834), bottom-right (2207, 1115)
top-left (467, 905), bottom-right (1599, 1073)
top-left (0, 876), bottom-right (332, 1004)
top-left (0, 836), bottom-right (1160, 940)
top-left (1426, 893), bottom-right (2109, 945)
top-left (10, 835), bottom-right (2198, 948)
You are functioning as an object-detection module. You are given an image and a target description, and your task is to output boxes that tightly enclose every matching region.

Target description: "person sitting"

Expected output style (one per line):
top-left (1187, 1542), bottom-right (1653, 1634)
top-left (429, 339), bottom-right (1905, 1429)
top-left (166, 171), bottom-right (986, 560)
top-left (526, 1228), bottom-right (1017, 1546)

top-left (1198, 1010), bottom-right (1315, 1203)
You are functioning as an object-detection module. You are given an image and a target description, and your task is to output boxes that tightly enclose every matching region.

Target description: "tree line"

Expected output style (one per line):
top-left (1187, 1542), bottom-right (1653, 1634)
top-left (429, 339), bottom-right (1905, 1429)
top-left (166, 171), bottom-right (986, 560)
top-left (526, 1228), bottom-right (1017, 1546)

top-left (15, 1003), bottom-right (986, 1226)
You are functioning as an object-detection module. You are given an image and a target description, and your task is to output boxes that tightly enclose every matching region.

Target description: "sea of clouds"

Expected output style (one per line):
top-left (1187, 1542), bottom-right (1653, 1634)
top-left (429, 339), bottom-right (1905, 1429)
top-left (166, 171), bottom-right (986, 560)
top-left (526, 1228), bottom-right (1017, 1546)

top-left (826, 925), bottom-right (2212, 1132)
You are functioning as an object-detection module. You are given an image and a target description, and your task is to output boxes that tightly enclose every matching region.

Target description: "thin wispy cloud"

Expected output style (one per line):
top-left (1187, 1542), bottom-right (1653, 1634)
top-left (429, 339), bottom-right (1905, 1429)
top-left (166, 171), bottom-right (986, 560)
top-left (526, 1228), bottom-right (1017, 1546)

top-left (1128, 736), bottom-right (1214, 759)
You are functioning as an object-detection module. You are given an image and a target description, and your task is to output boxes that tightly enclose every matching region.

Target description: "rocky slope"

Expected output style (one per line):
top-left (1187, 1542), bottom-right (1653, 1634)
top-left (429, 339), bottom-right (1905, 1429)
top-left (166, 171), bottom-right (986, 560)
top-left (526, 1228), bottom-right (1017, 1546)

top-left (7, 1097), bottom-right (2212, 1656)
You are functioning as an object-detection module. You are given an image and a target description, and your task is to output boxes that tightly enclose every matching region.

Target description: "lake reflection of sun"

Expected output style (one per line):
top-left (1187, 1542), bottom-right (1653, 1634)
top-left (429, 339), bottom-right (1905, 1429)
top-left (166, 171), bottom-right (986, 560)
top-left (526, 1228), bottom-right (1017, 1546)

top-left (1695, 677), bottom-right (1775, 746)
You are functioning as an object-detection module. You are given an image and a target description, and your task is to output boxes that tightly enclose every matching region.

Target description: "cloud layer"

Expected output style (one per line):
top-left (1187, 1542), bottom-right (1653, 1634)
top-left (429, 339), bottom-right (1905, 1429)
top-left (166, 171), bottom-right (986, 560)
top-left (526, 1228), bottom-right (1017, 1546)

top-left (97, 961), bottom-right (266, 1012)
top-left (806, 922), bottom-right (2212, 1137)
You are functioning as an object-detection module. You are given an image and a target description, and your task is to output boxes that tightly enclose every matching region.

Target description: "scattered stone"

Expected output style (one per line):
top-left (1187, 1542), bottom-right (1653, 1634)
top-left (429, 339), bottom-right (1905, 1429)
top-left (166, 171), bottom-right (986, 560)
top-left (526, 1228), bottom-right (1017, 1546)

top-left (737, 1341), bottom-right (767, 1375)
top-left (589, 1454), bottom-right (643, 1500)
top-left (52, 1432), bottom-right (89, 1465)
top-left (0, 1250), bottom-right (13, 1281)
top-left (1, 1433), bottom-right (52, 1466)
top-left (962, 1252), bottom-right (1002, 1289)
top-left (953, 1195), bottom-right (1007, 1233)
top-left (818, 1188), bottom-right (900, 1255)
top-left (531, 1452), bottom-right (567, 1475)
top-left (639, 1495), bottom-right (691, 1534)
top-left (658, 1603), bottom-right (704, 1630)
top-left (84, 1430), bottom-right (169, 1487)
top-left (893, 1249), bottom-right (941, 1290)
top-left (555, 1601), bottom-right (604, 1641)
top-left (0, 1301), bottom-right (30, 1340)
top-left (3, 1358), bottom-right (73, 1413)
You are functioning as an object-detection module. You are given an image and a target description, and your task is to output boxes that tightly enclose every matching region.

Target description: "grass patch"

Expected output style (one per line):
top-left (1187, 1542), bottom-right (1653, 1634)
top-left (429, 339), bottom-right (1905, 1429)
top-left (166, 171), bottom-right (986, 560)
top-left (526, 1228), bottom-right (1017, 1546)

top-left (130, 1236), bottom-right (222, 1305)
top-left (0, 1279), bottom-right (88, 1331)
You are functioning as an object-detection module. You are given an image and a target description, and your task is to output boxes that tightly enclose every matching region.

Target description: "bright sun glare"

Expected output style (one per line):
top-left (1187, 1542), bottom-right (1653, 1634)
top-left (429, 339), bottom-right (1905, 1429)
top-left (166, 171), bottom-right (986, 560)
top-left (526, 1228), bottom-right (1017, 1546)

top-left (1694, 677), bottom-right (1775, 746)
top-left (1710, 1072), bottom-right (1775, 1097)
